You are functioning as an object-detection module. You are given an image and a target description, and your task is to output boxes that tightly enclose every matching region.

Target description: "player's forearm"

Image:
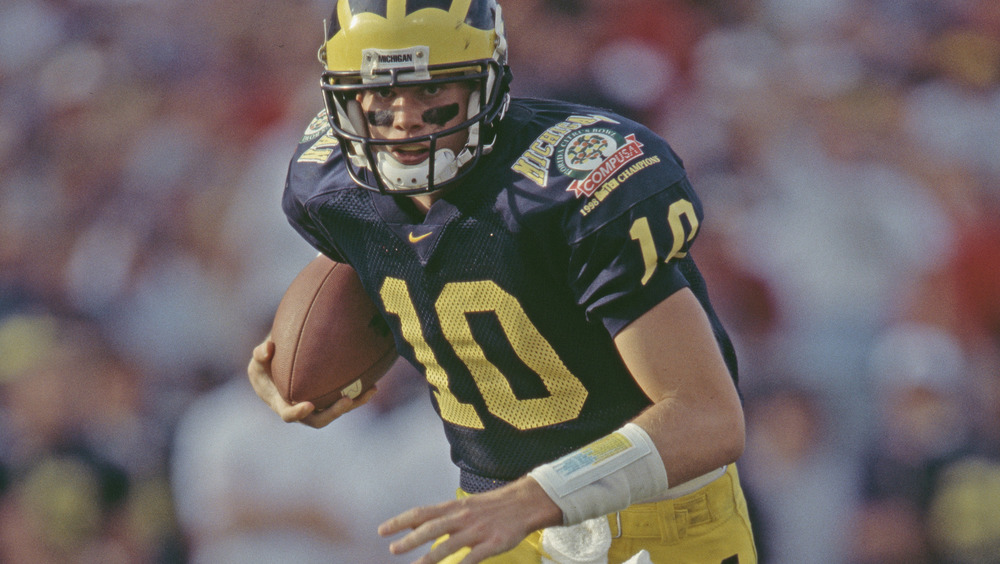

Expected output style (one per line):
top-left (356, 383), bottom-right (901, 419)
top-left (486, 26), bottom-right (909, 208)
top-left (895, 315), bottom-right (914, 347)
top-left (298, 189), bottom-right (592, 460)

top-left (631, 393), bottom-right (745, 487)
top-left (613, 287), bottom-right (746, 486)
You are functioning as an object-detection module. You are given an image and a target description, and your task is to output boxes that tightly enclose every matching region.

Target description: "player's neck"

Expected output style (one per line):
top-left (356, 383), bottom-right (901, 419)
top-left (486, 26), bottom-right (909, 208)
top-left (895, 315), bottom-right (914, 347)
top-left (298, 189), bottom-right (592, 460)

top-left (408, 185), bottom-right (456, 215)
top-left (410, 194), bottom-right (437, 215)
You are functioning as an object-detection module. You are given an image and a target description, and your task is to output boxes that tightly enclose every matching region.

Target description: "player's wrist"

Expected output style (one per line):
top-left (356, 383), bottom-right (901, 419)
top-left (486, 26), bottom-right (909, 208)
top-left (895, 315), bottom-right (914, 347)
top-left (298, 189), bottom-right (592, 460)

top-left (527, 423), bottom-right (669, 526)
top-left (513, 476), bottom-right (565, 531)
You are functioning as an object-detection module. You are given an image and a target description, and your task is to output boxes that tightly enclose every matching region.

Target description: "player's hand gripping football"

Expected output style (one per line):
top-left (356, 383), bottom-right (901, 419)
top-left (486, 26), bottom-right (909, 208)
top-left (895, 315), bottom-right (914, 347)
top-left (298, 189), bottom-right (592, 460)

top-left (378, 476), bottom-right (563, 564)
top-left (247, 337), bottom-right (376, 428)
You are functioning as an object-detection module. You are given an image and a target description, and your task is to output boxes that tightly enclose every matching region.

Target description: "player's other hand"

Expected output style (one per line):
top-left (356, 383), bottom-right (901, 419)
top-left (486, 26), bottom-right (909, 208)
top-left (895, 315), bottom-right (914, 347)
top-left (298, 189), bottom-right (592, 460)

top-left (247, 338), bottom-right (377, 428)
top-left (377, 476), bottom-right (562, 564)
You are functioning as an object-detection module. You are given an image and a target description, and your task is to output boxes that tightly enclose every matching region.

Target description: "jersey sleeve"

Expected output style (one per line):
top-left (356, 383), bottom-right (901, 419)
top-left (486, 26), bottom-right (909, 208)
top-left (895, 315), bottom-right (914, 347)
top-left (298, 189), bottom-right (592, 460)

top-left (281, 110), bottom-right (348, 263)
top-left (562, 127), bottom-right (704, 337)
top-left (282, 186), bottom-right (345, 263)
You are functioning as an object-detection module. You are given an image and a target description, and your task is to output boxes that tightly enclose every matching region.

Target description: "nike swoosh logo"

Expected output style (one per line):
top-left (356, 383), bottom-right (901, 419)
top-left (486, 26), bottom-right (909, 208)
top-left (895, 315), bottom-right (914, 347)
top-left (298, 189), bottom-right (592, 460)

top-left (408, 231), bottom-right (433, 243)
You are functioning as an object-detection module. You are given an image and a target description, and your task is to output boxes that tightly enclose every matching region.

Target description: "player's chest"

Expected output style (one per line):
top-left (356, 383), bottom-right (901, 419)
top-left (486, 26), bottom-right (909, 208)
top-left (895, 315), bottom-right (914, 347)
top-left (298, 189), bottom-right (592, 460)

top-left (319, 191), bottom-right (546, 277)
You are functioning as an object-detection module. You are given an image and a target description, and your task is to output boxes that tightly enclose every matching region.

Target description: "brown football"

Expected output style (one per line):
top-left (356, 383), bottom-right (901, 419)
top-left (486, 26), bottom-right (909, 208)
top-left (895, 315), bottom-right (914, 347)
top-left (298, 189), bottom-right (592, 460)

top-left (270, 255), bottom-right (397, 410)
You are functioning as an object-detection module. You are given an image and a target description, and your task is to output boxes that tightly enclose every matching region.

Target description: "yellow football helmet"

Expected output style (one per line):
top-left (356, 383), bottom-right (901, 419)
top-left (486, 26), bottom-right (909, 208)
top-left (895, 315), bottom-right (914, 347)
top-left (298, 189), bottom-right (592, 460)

top-left (319, 0), bottom-right (511, 194)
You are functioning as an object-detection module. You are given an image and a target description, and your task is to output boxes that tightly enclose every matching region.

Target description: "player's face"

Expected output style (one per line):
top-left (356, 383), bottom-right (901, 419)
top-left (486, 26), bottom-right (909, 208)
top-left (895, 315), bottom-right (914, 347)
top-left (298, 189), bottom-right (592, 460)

top-left (356, 81), bottom-right (474, 165)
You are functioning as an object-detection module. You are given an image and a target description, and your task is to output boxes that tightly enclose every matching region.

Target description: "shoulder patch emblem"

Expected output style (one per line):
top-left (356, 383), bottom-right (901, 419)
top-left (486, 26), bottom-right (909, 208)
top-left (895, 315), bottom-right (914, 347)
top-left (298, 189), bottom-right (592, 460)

top-left (557, 129), bottom-right (645, 198)
top-left (298, 132), bottom-right (340, 164)
top-left (297, 109), bottom-right (340, 164)
top-left (511, 114), bottom-right (619, 187)
top-left (301, 109), bottom-right (331, 143)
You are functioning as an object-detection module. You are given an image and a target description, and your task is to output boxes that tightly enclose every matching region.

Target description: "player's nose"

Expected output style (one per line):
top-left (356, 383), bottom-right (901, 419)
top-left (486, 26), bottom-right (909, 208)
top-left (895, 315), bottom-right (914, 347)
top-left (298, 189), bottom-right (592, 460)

top-left (390, 96), bottom-right (426, 133)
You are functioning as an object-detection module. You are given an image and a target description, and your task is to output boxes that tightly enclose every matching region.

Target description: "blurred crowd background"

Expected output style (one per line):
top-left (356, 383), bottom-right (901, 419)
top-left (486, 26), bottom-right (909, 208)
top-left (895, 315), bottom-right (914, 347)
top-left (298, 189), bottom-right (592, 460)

top-left (1, 0), bottom-right (999, 562)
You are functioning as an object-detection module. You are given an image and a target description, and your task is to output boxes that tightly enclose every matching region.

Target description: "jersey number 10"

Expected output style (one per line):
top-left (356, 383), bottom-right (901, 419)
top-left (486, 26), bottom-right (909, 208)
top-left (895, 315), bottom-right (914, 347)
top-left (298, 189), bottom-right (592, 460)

top-left (629, 199), bottom-right (699, 286)
top-left (380, 278), bottom-right (589, 431)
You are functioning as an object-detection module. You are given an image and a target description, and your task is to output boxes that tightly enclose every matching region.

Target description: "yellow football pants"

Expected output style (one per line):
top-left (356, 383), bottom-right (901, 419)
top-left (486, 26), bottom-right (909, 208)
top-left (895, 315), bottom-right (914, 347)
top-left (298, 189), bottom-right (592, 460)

top-left (438, 465), bottom-right (756, 564)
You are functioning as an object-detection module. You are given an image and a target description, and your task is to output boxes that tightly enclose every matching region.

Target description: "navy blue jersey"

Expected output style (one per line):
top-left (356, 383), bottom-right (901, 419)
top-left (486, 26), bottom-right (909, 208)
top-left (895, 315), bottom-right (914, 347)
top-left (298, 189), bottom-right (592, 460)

top-left (282, 98), bottom-right (738, 491)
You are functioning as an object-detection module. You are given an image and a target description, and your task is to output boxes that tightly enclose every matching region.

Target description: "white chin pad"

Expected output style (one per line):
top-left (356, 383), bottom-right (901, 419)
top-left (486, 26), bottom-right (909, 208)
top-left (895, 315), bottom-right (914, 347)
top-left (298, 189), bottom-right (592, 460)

top-left (376, 148), bottom-right (460, 191)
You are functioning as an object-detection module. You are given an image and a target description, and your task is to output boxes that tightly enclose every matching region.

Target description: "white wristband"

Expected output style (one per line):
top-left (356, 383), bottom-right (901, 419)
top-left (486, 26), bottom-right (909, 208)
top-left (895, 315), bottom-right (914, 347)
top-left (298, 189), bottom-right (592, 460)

top-left (528, 423), bottom-right (669, 526)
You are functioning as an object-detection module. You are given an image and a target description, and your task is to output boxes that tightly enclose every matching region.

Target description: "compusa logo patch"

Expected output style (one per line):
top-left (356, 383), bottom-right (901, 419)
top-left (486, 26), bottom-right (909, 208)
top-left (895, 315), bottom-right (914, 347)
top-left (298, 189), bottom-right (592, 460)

top-left (555, 128), bottom-right (645, 198)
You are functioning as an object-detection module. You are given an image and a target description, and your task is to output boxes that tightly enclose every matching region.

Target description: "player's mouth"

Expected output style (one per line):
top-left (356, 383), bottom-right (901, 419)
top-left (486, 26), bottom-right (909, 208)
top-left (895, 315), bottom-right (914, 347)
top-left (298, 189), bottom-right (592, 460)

top-left (391, 145), bottom-right (430, 165)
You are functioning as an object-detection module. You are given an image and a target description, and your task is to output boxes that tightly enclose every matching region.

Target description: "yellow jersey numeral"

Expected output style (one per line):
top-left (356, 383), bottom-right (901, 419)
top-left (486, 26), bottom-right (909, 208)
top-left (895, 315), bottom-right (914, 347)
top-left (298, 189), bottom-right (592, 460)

top-left (629, 199), bottom-right (700, 285)
top-left (381, 278), bottom-right (588, 430)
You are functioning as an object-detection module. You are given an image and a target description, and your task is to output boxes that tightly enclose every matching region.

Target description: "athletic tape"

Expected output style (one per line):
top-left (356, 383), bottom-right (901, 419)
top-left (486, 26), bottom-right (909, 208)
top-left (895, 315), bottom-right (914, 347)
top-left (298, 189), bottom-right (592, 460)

top-left (529, 423), bottom-right (669, 525)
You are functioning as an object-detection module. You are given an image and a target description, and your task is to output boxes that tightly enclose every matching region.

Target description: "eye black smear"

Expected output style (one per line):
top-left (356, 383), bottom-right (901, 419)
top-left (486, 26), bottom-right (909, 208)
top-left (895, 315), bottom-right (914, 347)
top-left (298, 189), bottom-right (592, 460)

top-left (422, 103), bottom-right (460, 126)
top-left (366, 110), bottom-right (394, 127)
top-left (366, 104), bottom-right (460, 127)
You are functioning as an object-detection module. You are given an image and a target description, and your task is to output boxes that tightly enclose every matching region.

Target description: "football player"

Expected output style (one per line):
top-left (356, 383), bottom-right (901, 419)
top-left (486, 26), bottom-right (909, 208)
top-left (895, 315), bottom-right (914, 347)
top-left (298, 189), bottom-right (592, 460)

top-left (248, 1), bottom-right (757, 562)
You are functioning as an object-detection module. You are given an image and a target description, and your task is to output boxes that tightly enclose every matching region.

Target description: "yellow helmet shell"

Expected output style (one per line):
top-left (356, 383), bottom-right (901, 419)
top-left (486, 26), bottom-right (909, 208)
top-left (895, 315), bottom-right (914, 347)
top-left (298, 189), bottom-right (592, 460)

top-left (323, 0), bottom-right (501, 74)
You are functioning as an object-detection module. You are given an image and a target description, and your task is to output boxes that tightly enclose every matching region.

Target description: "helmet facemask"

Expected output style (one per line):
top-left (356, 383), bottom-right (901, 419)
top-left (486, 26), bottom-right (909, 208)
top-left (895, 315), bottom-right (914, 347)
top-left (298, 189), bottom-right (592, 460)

top-left (321, 59), bottom-right (505, 195)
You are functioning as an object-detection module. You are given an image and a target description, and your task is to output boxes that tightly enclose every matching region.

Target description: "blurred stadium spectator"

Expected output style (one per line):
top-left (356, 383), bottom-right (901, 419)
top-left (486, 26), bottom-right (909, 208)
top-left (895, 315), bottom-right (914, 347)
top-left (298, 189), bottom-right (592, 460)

top-left (171, 361), bottom-right (458, 563)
